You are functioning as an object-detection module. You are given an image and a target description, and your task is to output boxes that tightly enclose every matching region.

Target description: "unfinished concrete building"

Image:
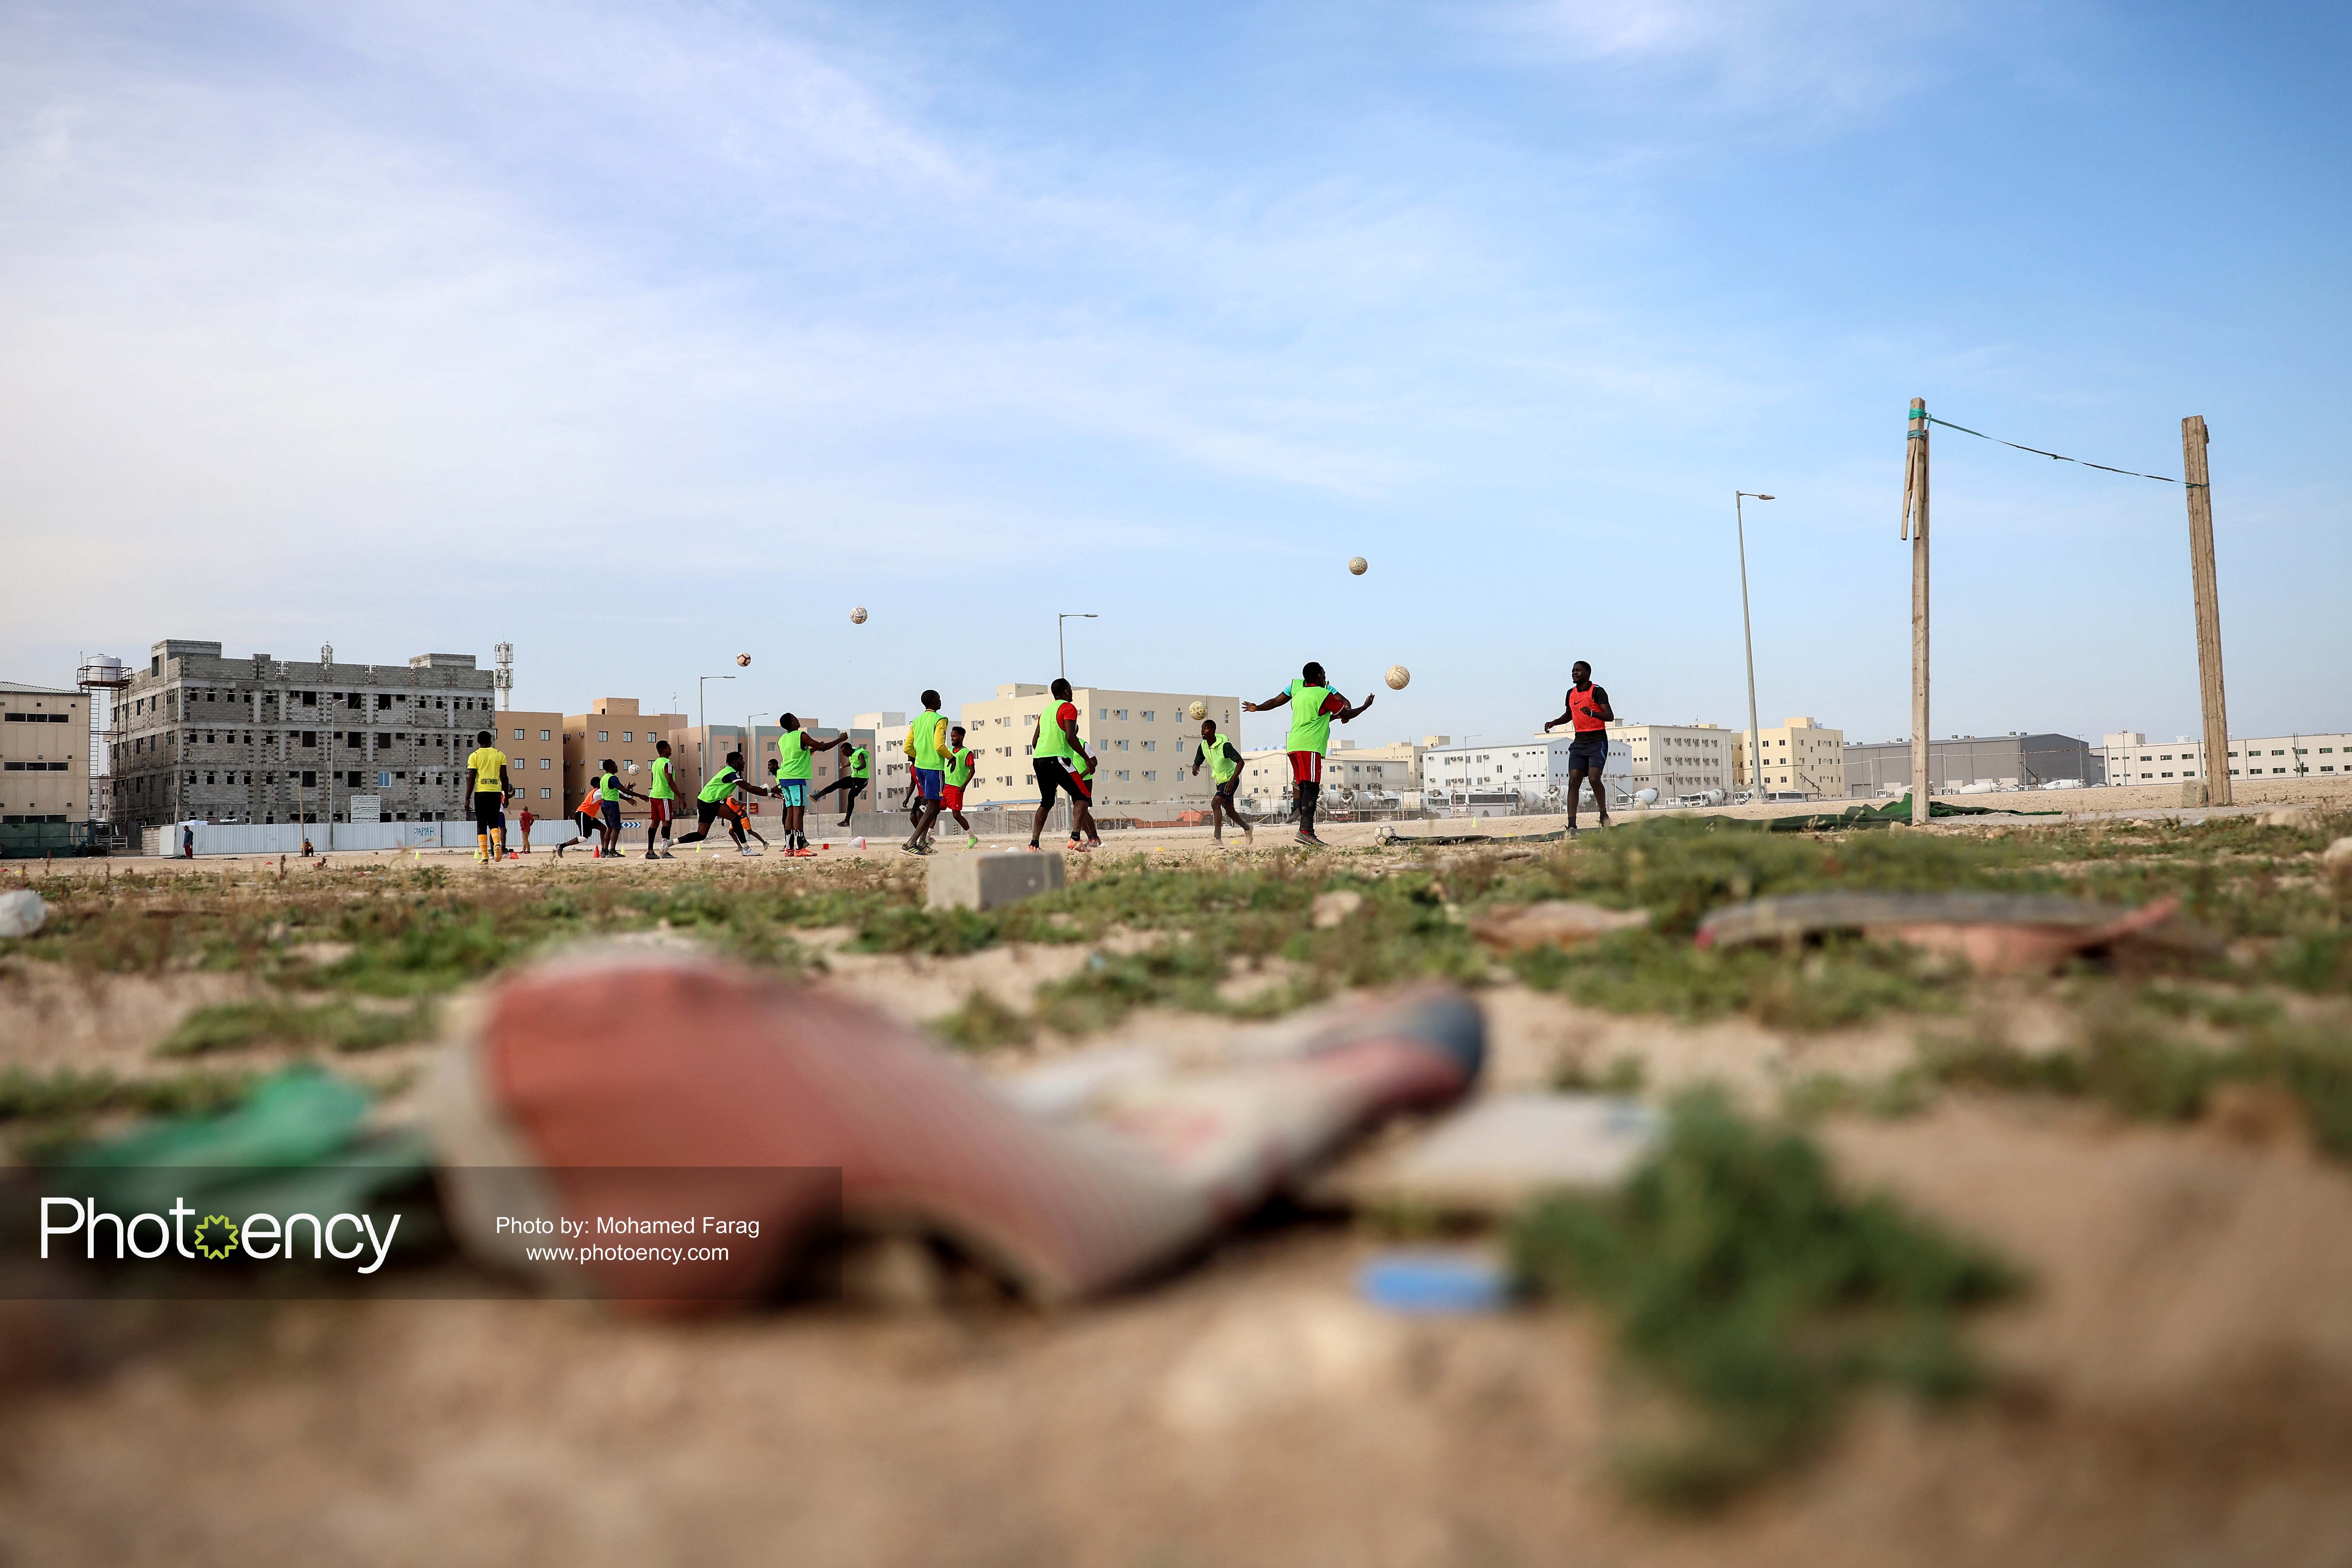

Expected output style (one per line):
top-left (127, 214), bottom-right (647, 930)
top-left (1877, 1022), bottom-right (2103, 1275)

top-left (112, 640), bottom-right (499, 835)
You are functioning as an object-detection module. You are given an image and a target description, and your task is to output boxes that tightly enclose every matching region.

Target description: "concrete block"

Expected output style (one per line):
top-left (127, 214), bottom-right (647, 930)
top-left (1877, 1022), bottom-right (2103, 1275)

top-left (927, 850), bottom-right (1065, 911)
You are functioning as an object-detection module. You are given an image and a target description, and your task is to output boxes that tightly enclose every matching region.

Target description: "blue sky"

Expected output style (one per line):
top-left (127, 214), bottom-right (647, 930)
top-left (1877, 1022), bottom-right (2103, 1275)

top-left (4, 0), bottom-right (2345, 751)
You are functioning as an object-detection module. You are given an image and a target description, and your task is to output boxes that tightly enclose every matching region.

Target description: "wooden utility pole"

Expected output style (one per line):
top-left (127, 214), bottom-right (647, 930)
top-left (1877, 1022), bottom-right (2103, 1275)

top-left (2182, 416), bottom-right (2231, 806)
top-left (1901, 398), bottom-right (1931, 824)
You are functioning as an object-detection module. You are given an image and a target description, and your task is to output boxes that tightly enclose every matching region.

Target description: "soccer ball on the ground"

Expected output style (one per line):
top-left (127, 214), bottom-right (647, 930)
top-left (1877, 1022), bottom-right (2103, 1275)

top-left (1347, 556), bottom-right (1368, 575)
top-left (1385, 665), bottom-right (1410, 690)
top-left (735, 652), bottom-right (751, 666)
top-left (1187, 701), bottom-right (1207, 720)
top-left (850, 607), bottom-right (869, 624)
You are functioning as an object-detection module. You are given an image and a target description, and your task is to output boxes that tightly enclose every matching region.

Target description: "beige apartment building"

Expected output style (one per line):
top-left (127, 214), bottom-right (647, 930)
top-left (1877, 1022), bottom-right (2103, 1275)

top-left (1, 682), bottom-right (90, 828)
top-left (953, 686), bottom-right (1243, 813)
top-left (1328, 736), bottom-right (1443, 791)
top-left (1607, 721), bottom-right (1736, 799)
top-left (1734, 717), bottom-right (1847, 799)
top-left (562, 699), bottom-right (688, 810)
top-left (490, 711), bottom-right (566, 808)
top-left (1236, 748), bottom-right (1410, 811)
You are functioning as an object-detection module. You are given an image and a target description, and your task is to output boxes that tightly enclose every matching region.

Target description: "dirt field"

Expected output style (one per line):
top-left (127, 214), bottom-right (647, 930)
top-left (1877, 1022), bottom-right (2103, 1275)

top-left (5, 806), bottom-right (2352, 1565)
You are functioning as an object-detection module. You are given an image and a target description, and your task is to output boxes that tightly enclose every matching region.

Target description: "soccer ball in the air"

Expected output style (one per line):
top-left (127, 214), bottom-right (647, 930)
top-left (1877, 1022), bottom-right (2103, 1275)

top-left (1385, 665), bottom-right (1410, 690)
top-left (735, 653), bottom-right (751, 667)
top-left (850, 607), bottom-right (869, 624)
top-left (1187, 701), bottom-right (1207, 720)
top-left (1348, 556), bottom-right (1368, 575)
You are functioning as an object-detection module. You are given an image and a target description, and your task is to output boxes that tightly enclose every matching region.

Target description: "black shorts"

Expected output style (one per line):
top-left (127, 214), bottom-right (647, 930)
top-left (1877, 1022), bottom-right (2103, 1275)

top-left (601, 800), bottom-right (622, 830)
top-left (1034, 757), bottom-right (1090, 807)
top-left (473, 793), bottom-right (506, 832)
top-left (1567, 737), bottom-right (1609, 770)
top-left (696, 797), bottom-right (744, 829)
top-left (1213, 776), bottom-right (1239, 801)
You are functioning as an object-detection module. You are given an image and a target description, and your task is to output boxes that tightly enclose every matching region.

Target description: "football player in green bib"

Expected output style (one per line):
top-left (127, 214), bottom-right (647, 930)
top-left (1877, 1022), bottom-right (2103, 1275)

top-left (1190, 717), bottom-right (1253, 846)
top-left (643, 740), bottom-right (681, 859)
top-left (1242, 661), bottom-right (1374, 848)
top-left (941, 724), bottom-right (979, 847)
top-left (1027, 675), bottom-right (1100, 851)
top-left (763, 712), bottom-right (848, 857)
top-left (674, 750), bottom-right (775, 856)
top-left (811, 739), bottom-right (871, 826)
top-left (590, 757), bottom-right (647, 860)
top-left (900, 690), bottom-right (952, 856)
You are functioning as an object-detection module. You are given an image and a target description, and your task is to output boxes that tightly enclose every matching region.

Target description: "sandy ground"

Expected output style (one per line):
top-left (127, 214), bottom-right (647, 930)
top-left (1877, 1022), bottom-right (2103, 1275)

top-left (6, 1094), bottom-right (2352, 1566)
top-left (8, 818), bottom-right (2352, 1563)
top-left (33, 771), bottom-right (2346, 880)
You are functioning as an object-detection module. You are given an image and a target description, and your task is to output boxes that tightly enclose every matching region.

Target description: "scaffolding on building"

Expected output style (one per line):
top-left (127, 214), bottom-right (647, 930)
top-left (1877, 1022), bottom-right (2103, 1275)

top-left (76, 653), bottom-right (132, 849)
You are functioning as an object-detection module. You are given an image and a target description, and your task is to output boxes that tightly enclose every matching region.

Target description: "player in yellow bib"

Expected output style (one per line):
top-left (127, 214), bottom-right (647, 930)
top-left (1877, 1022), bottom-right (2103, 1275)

top-left (1242, 661), bottom-right (1374, 848)
top-left (1190, 718), bottom-right (1253, 846)
top-left (463, 730), bottom-right (514, 862)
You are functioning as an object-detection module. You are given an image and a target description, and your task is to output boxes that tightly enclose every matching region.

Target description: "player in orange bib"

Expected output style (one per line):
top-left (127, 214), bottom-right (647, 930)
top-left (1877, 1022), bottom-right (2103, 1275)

top-left (1542, 660), bottom-right (1616, 836)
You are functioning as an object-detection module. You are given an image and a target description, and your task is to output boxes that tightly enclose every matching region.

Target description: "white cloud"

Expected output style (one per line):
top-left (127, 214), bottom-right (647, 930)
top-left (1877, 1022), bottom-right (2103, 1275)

top-left (1475, 0), bottom-right (1984, 122)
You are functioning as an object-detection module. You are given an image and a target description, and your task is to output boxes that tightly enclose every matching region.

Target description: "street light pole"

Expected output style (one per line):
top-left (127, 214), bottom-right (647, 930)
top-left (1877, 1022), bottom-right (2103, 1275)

top-left (1735, 492), bottom-right (1774, 800)
top-left (1058, 613), bottom-right (1098, 681)
top-left (698, 674), bottom-right (735, 784)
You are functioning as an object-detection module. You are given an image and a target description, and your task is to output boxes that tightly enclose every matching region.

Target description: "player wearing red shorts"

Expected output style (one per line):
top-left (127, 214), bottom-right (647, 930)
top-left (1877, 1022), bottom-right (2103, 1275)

top-left (1242, 660), bottom-right (1374, 848)
top-left (941, 725), bottom-right (978, 847)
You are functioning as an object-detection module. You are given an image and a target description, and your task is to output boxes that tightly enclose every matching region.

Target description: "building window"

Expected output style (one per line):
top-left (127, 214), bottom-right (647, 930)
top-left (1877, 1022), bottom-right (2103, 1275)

top-left (540, 787), bottom-right (552, 799)
top-left (599, 731), bottom-right (608, 742)
top-left (539, 729), bottom-right (552, 741)
top-left (539, 757), bottom-right (550, 769)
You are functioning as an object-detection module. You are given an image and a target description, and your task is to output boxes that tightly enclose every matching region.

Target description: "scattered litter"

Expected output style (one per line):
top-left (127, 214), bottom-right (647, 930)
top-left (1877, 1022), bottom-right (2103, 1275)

top-left (54, 1067), bottom-right (431, 1224)
top-left (1468, 901), bottom-right (1649, 953)
top-left (1356, 1251), bottom-right (1507, 1315)
top-left (0, 889), bottom-right (45, 938)
top-left (423, 955), bottom-right (1485, 1309)
top-left (1327, 1093), bottom-right (1659, 1216)
top-left (1695, 891), bottom-right (2186, 975)
top-left (1764, 792), bottom-right (2060, 832)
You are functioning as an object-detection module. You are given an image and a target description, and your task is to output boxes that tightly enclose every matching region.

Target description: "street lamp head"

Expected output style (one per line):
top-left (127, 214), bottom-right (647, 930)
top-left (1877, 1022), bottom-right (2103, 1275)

top-left (1756, 494), bottom-right (1774, 501)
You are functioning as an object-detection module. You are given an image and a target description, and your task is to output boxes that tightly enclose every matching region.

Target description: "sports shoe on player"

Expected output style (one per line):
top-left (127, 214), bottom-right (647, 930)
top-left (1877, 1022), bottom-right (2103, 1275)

top-left (738, 846), bottom-right (759, 857)
top-left (1294, 831), bottom-right (1324, 848)
top-left (965, 834), bottom-right (978, 849)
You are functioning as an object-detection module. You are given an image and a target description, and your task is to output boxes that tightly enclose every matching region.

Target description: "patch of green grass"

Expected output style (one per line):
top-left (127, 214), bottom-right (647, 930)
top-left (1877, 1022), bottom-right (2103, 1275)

top-left (1034, 941), bottom-right (1244, 1035)
top-left (0, 1065), bottom-right (259, 1123)
top-left (1554, 1053), bottom-right (1649, 1094)
top-left (928, 989), bottom-right (1036, 1051)
top-left (157, 999), bottom-right (436, 1057)
top-left (1480, 816), bottom-right (2067, 938)
top-left (1511, 929), bottom-right (1957, 1031)
top-left (1779, 1069), bottom-right (1931, 1122)
top-left (1922, 1011), bottom-right (2352, 1160)
top-left (2272, 929), bottom-right (2352, 995)
top-left (1510, 1091), bottom-right (2019, 1507)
